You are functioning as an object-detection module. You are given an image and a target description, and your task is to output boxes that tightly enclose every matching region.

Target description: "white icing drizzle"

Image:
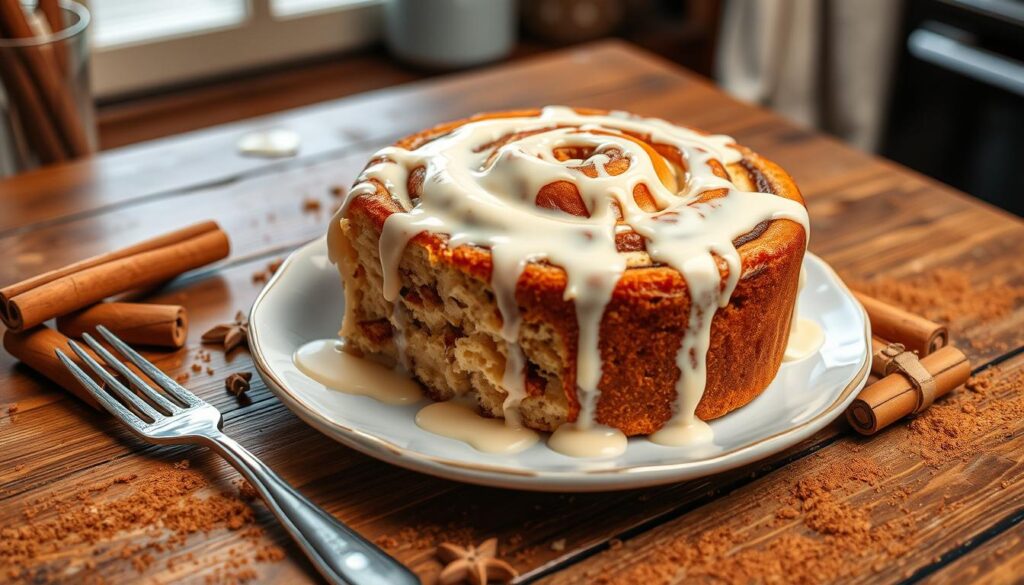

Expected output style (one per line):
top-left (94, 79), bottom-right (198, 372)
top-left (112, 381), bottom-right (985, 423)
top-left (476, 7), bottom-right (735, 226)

top-left (340, 107), bottom-right (809, 442)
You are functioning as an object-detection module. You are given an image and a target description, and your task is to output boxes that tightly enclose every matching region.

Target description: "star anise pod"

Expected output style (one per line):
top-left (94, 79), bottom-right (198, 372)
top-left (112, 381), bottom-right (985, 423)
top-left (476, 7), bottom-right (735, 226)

top-left (436, 538), bottom-right (517, 585)
top-left (202, 311), bottom-right (249, 352)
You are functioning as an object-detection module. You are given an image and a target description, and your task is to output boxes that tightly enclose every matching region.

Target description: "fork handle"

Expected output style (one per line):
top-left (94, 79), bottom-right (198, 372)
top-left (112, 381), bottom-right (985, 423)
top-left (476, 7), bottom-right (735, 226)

top-left (201, 432), bottom-right (419, 585)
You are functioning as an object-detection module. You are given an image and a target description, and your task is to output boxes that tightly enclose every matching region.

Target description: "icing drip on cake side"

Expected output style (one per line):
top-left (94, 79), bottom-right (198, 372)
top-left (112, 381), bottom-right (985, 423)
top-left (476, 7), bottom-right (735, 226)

top-left (339, 106), bottom-right (810, 444)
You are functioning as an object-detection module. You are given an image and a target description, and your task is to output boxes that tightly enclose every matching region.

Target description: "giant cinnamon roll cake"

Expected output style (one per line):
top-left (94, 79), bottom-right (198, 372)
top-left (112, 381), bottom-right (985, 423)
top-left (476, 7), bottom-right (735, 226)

top-left (329, 107), bottom-right (809, 439)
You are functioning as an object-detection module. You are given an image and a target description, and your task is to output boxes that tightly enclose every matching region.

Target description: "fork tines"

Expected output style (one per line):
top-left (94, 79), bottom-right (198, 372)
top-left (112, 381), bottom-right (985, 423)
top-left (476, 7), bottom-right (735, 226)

top-left (56, 325), bottom-right (203, 426)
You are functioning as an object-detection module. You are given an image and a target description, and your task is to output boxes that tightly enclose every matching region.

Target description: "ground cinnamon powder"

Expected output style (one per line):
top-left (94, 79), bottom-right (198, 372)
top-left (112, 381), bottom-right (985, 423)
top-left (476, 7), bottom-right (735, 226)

top-left (851, 268), bottom-right (1024, 324)
top-left (909, 366), bottom-right (1024, 464)
top-left (581, 456), bottom-right (910, 585)
top-left (0, 460), bottom-right (284, 584)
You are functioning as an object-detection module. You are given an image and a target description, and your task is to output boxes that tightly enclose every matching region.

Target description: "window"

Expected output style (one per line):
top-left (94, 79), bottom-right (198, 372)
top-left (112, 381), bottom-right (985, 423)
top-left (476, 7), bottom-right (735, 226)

top-left (271, 0), bottom-right (368, 18)
top-left (90, 0), bottom-right (382, 98)
top-left (92, 0), bottom-right (248, 48)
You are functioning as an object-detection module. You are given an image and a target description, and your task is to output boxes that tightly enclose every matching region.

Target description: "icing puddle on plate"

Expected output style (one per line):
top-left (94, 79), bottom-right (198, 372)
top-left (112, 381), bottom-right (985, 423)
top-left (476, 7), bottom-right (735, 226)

top-left (293, 339), bottom-right (421, 405)
top-left (548, 423), bottom-right (627, 458)
top-left (415, 402), bottom-right (540, 454)
top-left (784, 318), bottom-right (825, 362)
top-left (294, 321), bottom-right (822, 459)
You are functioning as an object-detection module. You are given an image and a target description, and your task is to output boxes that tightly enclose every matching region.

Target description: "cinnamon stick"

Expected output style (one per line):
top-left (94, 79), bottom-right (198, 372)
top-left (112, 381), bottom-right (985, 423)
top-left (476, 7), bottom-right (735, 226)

top-left (0, 42), bottom-right (66, 163)
top-left (855, 292), bottom-right (948, 356)
top-left (846, 345), bottom-right (970, 435)
top-left (58, 303), bottom-right (188, 349)
top-left (3, 326), bottom-right (101, 408)
top-left (1, 221), bottom-right (221, 302)
top-left (36, 0), bottom-right (66, 75)
top-left (0, 221), bottom-right (230, 332)
top-left (0, 0), bottom-right (89, 157)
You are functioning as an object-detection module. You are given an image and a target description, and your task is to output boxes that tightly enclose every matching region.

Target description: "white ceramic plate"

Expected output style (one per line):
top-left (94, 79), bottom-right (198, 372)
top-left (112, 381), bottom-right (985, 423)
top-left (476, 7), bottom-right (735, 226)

top-left (250, 238), bottom-right (870, 492)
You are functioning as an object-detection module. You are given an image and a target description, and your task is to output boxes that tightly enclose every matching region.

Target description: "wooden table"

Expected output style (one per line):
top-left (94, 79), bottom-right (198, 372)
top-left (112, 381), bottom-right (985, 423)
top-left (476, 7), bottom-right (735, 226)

top-left (2, 41), bottom-right (1023, 584)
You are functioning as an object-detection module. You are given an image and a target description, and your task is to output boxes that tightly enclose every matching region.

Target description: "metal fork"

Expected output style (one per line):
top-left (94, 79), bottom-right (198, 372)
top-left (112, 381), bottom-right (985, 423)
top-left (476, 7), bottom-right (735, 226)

top-left (55, 326), bottom-right (419, 585)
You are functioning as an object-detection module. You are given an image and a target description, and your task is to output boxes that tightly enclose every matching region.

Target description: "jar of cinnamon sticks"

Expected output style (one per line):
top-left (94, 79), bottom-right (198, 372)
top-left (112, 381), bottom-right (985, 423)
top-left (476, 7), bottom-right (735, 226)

top-left (0, 0), bottom-right (95, 175)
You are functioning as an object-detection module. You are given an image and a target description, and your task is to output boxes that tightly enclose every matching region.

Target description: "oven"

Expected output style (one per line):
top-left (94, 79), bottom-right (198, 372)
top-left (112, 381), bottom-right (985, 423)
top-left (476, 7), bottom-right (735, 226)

top-left (882, 0), bottom-right (1024, 216)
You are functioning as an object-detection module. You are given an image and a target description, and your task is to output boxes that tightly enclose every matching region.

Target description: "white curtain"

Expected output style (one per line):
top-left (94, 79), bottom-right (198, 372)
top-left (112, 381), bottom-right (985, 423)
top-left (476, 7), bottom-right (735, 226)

top-left (716, 0), bottom-right (904, 152)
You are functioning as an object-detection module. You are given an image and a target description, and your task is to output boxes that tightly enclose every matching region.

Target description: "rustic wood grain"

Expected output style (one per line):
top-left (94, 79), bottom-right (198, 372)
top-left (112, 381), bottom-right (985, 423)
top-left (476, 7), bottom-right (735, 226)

top-left (1, 40), bottom-right (1022, 584)
top-left (919, 517), bottom-right (1024, 585)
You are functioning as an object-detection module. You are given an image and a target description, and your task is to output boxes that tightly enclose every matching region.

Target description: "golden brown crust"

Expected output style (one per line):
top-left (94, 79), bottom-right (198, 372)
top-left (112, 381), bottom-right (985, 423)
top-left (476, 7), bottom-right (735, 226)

top-left (343, 109), bottom-right (807, 435)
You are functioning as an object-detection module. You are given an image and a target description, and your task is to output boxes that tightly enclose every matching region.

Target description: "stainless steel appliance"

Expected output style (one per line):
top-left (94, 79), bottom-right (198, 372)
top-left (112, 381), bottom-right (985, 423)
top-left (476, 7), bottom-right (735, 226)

top-left (883, 0), bottom-right (1024, 216)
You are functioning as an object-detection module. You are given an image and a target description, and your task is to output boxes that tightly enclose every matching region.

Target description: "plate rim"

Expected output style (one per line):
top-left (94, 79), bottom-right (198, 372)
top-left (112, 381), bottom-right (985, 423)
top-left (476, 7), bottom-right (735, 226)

top-left (249, 238), bottom-right (871, 491)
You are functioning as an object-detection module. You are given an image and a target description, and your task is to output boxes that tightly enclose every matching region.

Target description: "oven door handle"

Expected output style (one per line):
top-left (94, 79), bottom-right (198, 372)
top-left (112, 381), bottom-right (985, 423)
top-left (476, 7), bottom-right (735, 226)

top-left (908, 27), bottom-right (1024, 97)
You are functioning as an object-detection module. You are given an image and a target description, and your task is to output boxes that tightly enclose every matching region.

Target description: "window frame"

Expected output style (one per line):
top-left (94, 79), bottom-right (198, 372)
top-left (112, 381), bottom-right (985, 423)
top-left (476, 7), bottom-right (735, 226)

top-left (90, 0), bottom-right (383, 98)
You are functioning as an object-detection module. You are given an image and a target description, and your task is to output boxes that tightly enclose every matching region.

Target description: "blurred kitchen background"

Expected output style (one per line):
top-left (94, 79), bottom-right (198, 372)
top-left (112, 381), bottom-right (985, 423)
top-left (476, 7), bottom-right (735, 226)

top-left (2, 0), bottom-right (1022, 215)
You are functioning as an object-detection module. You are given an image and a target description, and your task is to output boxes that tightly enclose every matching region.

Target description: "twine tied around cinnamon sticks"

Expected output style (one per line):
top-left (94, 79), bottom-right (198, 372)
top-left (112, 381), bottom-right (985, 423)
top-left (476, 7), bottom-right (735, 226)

top-left (846, 293), bottom-right (972, 436)
top-left (872, 341), bottom-right (937, 414)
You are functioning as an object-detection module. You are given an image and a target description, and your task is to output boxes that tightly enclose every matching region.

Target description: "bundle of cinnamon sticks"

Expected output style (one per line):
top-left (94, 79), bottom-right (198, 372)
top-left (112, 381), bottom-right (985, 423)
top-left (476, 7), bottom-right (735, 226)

top-left (1, 221), bottom-right (230, 406)
top-left (0, 0), bottom-right (92, 165)
top-left (846, 292), bottom-right (971, 435)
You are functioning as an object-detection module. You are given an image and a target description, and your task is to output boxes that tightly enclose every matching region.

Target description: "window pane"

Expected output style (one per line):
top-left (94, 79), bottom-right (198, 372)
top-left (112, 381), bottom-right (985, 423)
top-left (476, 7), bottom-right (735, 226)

top-left (92, 0), bottom-right (248, 48)
top-left (271, 0), bottom-right (376, 18)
